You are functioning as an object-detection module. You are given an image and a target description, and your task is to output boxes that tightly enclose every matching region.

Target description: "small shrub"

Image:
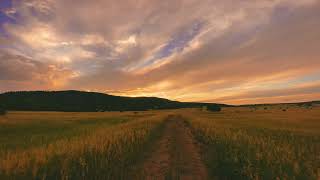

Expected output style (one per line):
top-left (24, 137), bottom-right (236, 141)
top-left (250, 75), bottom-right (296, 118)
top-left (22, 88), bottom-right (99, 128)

top-left (207, 105), bottom-right (221, 112)
top-left (0, 106), bottom-right (6, 115)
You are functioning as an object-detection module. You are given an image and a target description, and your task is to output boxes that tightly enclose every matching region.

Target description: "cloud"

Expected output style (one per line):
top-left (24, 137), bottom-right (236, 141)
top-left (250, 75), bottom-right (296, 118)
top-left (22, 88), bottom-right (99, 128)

top-left (0, 50), bottom-right (77, 91)
top-left (0, 0), bottom-right (319, 104)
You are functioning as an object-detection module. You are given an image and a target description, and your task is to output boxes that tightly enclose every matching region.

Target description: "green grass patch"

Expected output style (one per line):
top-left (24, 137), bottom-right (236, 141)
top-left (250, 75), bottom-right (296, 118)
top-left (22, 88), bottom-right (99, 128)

top-left (0, 117), bottom-right (128, 153)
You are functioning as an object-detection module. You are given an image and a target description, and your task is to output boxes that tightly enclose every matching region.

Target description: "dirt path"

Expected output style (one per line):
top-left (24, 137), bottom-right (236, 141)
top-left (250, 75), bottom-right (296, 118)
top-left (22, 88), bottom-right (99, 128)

top-left (140, 115), bottom-right (208, 180)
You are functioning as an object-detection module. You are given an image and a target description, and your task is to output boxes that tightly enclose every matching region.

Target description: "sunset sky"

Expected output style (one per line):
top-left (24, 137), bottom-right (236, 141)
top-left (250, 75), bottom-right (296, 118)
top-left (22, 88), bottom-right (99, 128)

top-left (0, 0), bottom-right (320, 105)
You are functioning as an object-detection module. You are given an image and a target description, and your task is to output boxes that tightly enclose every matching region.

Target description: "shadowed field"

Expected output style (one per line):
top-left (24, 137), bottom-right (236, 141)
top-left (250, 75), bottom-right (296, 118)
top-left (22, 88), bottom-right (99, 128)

top-left (0, 106), bottom-right (319, 179)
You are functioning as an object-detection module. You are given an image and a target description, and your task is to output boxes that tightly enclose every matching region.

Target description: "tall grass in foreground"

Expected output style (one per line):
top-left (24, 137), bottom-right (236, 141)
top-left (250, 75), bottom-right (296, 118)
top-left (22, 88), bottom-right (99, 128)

top-left (186, 111), bottom-right (320, 179)
top-left (0, 116), bottom-right (164, 179)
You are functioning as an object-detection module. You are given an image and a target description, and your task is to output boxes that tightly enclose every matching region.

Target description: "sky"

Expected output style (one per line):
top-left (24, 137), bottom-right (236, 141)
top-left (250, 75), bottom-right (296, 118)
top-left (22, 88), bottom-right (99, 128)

top-left (0, 0), bottom-right (320, 105)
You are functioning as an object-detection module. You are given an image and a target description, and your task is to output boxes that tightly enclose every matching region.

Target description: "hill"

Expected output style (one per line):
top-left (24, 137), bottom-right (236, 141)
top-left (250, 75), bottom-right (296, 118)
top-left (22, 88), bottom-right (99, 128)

top-left (0, 90), bottom-right (227, 112)
top-left (239, 100), bottom-right (320, 108)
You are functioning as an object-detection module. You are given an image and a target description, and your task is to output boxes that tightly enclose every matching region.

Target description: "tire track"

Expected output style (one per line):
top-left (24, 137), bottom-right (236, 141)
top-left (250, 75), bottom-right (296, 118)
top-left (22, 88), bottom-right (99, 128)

top-left (140, 115), bottom-right (208, 180)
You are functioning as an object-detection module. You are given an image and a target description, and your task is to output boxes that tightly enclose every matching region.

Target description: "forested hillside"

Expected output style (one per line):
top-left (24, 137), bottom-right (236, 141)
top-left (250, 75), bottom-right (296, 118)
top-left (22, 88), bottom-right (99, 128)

top-left (0, 91), bottom-right (225, 112)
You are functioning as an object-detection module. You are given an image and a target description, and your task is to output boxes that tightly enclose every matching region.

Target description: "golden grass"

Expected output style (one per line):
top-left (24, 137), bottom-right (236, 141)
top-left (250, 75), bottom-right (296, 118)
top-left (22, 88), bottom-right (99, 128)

top-left (0, 111), bottom-right (156, 124)
top-left (184, 107), bottom-right (320, 179)
top-left (0, 111), bottom-right (169, 179)
top-left (1, 107), bottom-right (318, 179)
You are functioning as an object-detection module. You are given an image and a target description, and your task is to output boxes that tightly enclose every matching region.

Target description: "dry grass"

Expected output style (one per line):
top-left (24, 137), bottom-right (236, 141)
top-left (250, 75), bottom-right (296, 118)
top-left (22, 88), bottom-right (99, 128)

top-left (1, 107), bottom-right (319, 179)
top-left (0, 111), bottom-right (168, 179)
top-left (0, 111), bottom-right (155, 124)
top-left (184, 107), bottom-right (320, 179)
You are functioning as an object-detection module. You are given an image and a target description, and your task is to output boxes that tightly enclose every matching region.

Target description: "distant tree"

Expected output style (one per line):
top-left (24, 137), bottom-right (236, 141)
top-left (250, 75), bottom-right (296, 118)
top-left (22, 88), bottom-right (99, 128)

top-left (202, 106), bottom-right (207, 111)
top-left (250, 106), bottom-right (257, 112)
top-left (0, 105), bottom-right (6, 115)
top-left (304, 103), bottom-right (312, 109)
top-left (207, 105), bottom-right (221, 112)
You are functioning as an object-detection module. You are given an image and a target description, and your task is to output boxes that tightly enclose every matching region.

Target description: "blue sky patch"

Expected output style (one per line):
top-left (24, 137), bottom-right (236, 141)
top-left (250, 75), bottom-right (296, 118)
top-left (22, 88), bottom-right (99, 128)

top-left (134, 20), bottom-right (205, 70)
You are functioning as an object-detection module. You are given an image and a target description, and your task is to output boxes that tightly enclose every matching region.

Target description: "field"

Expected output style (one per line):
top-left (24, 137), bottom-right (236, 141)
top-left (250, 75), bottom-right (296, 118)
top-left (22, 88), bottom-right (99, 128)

top-left (0, 106), bottom-right (319, 179)
top-left (184, 106), bottom-right (320, 179)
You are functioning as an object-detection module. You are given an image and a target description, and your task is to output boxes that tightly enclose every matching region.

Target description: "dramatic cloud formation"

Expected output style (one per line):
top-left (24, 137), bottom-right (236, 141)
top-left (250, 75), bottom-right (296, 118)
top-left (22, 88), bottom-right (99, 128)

top-left (0, 0), bottom-right (320, 104)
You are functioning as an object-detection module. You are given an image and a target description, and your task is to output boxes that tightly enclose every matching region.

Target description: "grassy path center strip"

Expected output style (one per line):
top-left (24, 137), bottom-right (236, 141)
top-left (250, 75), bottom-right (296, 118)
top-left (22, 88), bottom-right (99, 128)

top-left (137, 114), bottom-right (208, 179)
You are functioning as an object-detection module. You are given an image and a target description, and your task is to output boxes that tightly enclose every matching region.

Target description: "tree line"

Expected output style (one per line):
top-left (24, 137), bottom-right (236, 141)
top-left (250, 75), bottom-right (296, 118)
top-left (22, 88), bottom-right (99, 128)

top-left (0, 104), bottom-right (6, 115)
top-left (0, 91), bottom-right (224, 112)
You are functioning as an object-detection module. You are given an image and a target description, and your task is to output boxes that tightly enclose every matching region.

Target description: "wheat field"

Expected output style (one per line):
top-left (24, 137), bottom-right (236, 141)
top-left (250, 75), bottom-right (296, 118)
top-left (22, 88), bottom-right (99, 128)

top-left (0, 107), bottom-right (319, 179)
top-left (0, 111), bottom-right (170, 179)
top-left (184, 106), bottom-right (320, 179)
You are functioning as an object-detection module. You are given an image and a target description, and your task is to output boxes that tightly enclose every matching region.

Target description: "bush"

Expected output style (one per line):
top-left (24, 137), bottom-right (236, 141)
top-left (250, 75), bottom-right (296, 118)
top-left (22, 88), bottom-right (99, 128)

top-left (207, 105), bottom-right (221, 112)
top-left (0, 109), bottom-right (6, 115)
top-left (0, 105), bottom-right (6, 115)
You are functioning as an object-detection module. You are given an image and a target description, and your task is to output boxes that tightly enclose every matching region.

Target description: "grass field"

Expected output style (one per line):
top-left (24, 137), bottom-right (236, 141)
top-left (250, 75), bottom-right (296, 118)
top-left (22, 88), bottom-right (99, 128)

top-left (0, 106), bottom-right (319, 179)
top-left (0, 111), bottom-right (133, 153)
top-left (0, 111), bottom-right (169, 179)
top-left (184, 106), bottom-right (320, 179)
